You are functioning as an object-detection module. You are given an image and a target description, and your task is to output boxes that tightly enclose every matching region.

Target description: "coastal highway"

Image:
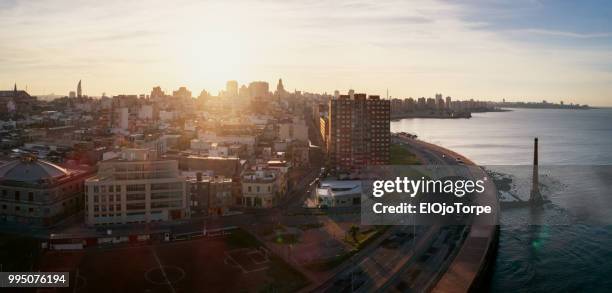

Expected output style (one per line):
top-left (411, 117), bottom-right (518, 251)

top-left (313, 137), bottom-right (497, 293)
top-left (392, 136), bottom-right (500, 293)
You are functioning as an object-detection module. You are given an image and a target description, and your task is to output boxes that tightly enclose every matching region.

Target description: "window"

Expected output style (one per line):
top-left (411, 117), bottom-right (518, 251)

top-left (15, 206), bottom-right (20, 211)
top-left (126, 184), bottom-right (145, 192)
top-left (14, 191), bottom-right (20, 201)
top-left (126, 194), bottom-right (145, 201)
top-left (126, 203), bottom-right (145, 210)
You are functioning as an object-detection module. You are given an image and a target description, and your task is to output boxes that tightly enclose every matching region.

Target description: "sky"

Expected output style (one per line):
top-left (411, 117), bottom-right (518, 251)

top-left (1, 0), bottom-right (612, 106)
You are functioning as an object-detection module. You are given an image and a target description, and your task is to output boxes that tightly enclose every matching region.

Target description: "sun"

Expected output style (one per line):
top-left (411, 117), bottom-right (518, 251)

top-left (180, 30), bottom-right (246, 89)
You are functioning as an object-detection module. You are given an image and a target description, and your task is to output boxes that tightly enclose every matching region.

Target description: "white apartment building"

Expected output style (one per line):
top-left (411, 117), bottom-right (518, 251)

top-left (241, 170), bottom-right (279, 208)
top-left (84, 149), bottom-right (189, 225)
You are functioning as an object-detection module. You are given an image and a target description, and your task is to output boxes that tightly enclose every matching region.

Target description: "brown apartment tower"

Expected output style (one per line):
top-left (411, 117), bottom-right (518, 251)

top-left (328, 94), bottom-right (390, 171)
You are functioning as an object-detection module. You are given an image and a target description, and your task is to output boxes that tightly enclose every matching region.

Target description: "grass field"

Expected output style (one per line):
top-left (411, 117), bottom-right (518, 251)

top-left (37, 229), bottom-right (309, 293)
top-left (390, 143), bottom-right (421, 165)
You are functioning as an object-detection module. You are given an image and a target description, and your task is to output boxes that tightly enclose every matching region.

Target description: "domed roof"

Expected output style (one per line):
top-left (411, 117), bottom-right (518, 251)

top-left (0, 156), bottom-right (71, 183)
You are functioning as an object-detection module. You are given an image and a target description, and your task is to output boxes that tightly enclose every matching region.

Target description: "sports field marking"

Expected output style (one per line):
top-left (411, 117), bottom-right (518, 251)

top-left (151, 247), bottom-right (176, 293)
top-left (145, 265), bottom-right (185, 285)
top-left (247, 250), bottom-right (270, 265)
top-left (224, 248), bottom-right (270, 274)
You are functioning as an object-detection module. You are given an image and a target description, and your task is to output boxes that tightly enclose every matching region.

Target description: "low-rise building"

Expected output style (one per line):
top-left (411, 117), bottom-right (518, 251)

top-left (241, 170), bottom-right (279, 208)
top-left (84, 149), bottom-right (189, 225)
top-left (0, 156), bottom-right (92, 226)
top-left (315, 180), bottom-right (362, 208)
top-left (186, 172), bottom-right (235, 216)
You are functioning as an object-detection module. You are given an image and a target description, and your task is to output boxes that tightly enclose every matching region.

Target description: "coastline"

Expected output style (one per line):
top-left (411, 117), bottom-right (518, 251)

top-left (395, 137), bottom-right (500, 293)
top-left (391, 108), bottom-right (510, 120)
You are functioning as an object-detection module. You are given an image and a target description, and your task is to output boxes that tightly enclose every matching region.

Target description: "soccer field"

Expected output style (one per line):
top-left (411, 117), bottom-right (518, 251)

top-left (37, 229), bottom-right (308, 293)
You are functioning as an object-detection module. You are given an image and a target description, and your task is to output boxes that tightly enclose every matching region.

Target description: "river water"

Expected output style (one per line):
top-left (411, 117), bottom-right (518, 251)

top-left (391, 108), bottom-right (612, 292)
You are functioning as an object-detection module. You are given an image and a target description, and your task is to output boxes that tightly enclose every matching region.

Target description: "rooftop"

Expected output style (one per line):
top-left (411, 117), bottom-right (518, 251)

top-left (0, 156), bottom-right (72, 184)
top-left (316, 180), bottom-right (362, 198)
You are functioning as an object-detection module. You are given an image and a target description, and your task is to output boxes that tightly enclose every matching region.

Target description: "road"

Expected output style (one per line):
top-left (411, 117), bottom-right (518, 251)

top-left (392, 136), bottom-right (499, 293)
top-left (312, 137), bottom-right (482, 293)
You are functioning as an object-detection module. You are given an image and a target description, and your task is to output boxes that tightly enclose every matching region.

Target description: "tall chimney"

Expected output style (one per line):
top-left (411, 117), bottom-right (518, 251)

top-left (530, 137), bottom-right (543, 204)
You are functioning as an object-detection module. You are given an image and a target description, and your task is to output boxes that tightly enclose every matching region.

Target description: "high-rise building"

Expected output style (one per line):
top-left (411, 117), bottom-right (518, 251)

top-left (275, 78), bottom-right (287, 98)
top-left (173, 86), bottom-right (192, 99)
top-left (248, 81), bottom-right (269, 98)
top-left (226, 80), bottom-right (238, 97)
top-left (116, 107), bottom-right (129, 130)
top-left (239, 85), bottom-right (249, 99)
top-left (151, 86), bottom-right (165, 99)
top-left (77, 80), bottom-right (82, 98)
top-left (435, 93), bottom-right (444, 110)
top-left (328, 93), bottom-right (390, 171)
top-left (84, 149), bottom-right (190, 225)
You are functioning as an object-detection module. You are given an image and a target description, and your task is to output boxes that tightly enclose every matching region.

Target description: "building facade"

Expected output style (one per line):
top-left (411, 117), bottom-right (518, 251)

top-left (187, 172), bottom-right (235, 216)
top-left (328, 94), bottom-right (390, 171)
top-left (0, 156), bottom-right (92, 226)
top-left (84, 149), bottom-right (189, 225)
top-left (241, 170), bottom-right (279, 208)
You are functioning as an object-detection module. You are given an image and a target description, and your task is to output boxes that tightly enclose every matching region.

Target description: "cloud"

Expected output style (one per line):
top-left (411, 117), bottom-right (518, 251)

top-left (1, 0), bottom-right (612, 105)
top-left (511, 28), bottom-right (612, 39)
top-left (87, 30), bottom-right (161, 42)
top-left (0, 0), bottom-right (18, 10)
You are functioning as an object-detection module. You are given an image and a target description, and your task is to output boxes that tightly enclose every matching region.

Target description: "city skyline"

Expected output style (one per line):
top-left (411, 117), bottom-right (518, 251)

top-left (2, 0), bottom-right (612, 106)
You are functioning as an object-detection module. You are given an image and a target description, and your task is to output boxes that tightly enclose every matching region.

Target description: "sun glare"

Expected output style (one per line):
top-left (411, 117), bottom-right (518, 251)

top-left (178, 31), bottom-right (245, 90)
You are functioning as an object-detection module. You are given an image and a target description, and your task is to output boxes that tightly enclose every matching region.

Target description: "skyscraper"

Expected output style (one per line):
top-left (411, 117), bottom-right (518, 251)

top-left (248, 81), bottom-right (269, 98)
top-left (226, 80), bottom-right (238, 97)
top-left (77, 80), bottom-right (82, 98)
top-left (328, 93), bottom-right (390, 171)
top-left (151, 86), bottom-right (165, 99)
top-left (239, 85), bottom-right (249, 99)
